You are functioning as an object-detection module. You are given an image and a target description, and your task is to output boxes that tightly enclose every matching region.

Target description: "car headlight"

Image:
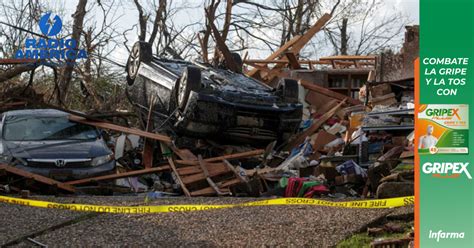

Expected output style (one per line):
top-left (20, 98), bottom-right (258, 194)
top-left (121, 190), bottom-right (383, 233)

top-left (91, 154), bottom-right (114, 166)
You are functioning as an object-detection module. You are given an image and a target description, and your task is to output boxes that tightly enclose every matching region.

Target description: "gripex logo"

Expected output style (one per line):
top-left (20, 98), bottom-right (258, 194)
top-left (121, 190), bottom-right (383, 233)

top-left (39, 13), bottom-right (62, 36)
top-left (422, 162), bottom-right (472, 179)
top-left (15, 12), bottom-right (87, 62)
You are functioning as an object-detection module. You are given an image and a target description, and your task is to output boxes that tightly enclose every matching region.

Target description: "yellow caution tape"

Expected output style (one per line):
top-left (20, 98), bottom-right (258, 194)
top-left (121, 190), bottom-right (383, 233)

top-left (0, 195), bottom-right (414, 214)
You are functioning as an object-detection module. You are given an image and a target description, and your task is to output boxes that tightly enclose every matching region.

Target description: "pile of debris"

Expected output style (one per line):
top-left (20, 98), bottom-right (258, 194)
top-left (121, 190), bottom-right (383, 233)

top-left (0, 72), bottom-right (414, 201)
top-left (0, 14), bottom-right (416, 201)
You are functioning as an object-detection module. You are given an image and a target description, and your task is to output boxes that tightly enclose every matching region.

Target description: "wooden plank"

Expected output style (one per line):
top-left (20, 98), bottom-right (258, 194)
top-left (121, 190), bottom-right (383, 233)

top-left (315, 99), bottom-right (339, 115)
top-left (285, 52), bottom-right (301, 69)
top-left (168, 158), bottom-right (191, 197)
top-left (244, 59), bottom-right (374, 66)
top-left (223, 160), bottom-right (247, 183)
top-left (176, 149), bottom-right (264, 166)
top-left (319, 55), bottom-right (377, 61)
top-left (289, 13), bottom-right (332, 53)
top-left (69, 115), bottom-right (172, 143)
top-left (247, 35), bottom-right (302, 77)
top-left (190, 187), bottom-right (230, 197)
top-left (175, 149), bottom-right (198, 161)
top-left (219, 178), bottom-right (242, 188)
top-left (300, 79), bottom-right (362, 105)
top-left (189, 178), bottom-right (240, 196)
top-left (198, 155), bottom-right (226, 195)
top-left (0, 164), bottom-right (76, 192)
top-left (177, 162), bottom-right (228, 176)
top-left (64, 165), bottom-right (170, 185)
top-left (181, 163), bottom-right (231, 184)
top-left (284, 99), bottom-right (347, 150)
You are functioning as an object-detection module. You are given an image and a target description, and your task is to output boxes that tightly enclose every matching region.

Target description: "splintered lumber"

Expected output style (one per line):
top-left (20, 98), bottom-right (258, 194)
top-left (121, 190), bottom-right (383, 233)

top-left (198, 155), bottom-right (227, 195)
top-left (247, 35), bottom-right (302, 77)
top-left (289, 13), bottom-right (332, 53)
top-left (285, 52), bottom-right (301, 69)
top-left (190, 186), bottom-right (230, 196)
top-left (189, 178), bottom-right (240, 196)
top-left (181, 162), bottom-right (230, 184)
top-left (168, 158), bottom-right (191, 197)
top-left (319, 55), bottom-right (377, 61)
top-left (244, 59), bottom-right (374, 66)
top-left (69, 114), bottom-right (172, 143)
top-left (177, 162), bottom-right (228, 176)
top-left (223, 160), bottom-right (247, 182)
top-left (300, 80), bottom-right (362, 105)
top-left (175, 149), bottom-right (264, 166)
top-left (173, 148), bottom-right (198, 161)
top-left (0, 164), bottom-right (76, 192)
top-left (65, 165), bottom-right (170, 185)
top-left (247, 13), bottom-right (331, 79)
top-left (264, 13), bottom-right (332, 82)
top-left (285, 99), bottom-right (347, 150)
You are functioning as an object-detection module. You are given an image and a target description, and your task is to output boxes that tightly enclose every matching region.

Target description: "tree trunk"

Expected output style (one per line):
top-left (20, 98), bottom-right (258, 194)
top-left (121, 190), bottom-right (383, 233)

top-left (133, 0), bottom-right (147, 42)
top-left (58, 0), bottom-right (87, 105)
top-left (340, 18), bottom-right (348, 55)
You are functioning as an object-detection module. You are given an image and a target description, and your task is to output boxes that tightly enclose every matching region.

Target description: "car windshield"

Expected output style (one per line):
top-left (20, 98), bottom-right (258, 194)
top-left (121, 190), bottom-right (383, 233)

top-left (2, 115), bottom-right (99, 141)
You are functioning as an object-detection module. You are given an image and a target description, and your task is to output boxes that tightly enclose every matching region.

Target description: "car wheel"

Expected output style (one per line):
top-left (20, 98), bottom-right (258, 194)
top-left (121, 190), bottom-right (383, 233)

top-left (126, 41), bottom-right (153, 85)
top-left (175, 66), bottom-right (201, 110)
top-left (281, 78), bottom-right (299, 103)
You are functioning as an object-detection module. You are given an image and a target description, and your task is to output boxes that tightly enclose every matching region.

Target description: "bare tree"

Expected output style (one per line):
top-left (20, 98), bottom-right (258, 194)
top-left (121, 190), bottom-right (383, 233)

top-left (324, 0), bottom-right (407, 55)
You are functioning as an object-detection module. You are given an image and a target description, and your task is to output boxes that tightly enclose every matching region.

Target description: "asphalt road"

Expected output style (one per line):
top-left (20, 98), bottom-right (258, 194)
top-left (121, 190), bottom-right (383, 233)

top-left (0, 195), bottom-right (413, 247)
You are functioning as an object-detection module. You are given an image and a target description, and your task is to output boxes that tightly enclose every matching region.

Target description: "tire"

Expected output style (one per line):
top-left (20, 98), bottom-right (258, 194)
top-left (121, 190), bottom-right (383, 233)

top-left (175, 66), bottom-right (201, 110)
top-left (126, 41), bottom-right (153, 85)
top-left (281, 78), bottom-right (299, 103)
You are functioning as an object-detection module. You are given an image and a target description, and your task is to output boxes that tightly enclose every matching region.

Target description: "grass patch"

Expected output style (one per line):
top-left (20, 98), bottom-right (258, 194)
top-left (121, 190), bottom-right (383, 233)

top-left (337, 221), bottom-right (413, 248)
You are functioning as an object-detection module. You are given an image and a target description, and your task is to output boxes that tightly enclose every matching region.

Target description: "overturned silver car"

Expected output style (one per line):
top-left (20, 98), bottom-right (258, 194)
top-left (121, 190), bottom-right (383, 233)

top-left (125, 41), bottom-right (302, 144)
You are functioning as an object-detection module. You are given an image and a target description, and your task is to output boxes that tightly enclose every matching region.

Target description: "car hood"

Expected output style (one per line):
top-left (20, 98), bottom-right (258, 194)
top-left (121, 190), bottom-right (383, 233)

top-left (1, 139), bottom-right (110, 159)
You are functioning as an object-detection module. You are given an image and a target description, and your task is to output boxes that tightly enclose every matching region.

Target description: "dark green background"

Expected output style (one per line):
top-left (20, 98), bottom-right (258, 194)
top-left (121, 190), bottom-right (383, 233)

top-left (420, 0), bottom-right (474, 247)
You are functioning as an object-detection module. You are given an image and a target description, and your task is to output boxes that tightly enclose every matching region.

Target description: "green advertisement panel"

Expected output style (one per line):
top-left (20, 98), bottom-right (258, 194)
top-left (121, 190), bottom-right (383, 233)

top-left (419, 0), bottom-right (474, 247)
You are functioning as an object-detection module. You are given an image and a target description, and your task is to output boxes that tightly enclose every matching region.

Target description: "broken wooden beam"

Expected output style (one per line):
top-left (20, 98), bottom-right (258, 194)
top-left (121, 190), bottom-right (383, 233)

top-left (0, 164), bottom-right (76, 193)
top-left (289, 13), bottom-right (332, 53)
top-left (300, 79), bottom-right (362, 105)
top-left (285, 52), bottom-right (301, 69)
top-left (177, 162), bottom-right (228, 176)
top-left (180, 162), bottom-right (231, 184)
top-left (198, 155), bottom-right (227, 195)
top-left (69, 114), bottom-right (172, 143)
top-left (175, 149), bottom-right (264, 166)
top-left (247, 35), bottom-right (302, 77)
top-left (64, 165), bottom-right (170, 185)
top-left (244, 59), bottom-right (374, 66)
top-left (167, 158), bottom-right (191, 197)
top-left (319, 55), bottom-right (377, 61)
